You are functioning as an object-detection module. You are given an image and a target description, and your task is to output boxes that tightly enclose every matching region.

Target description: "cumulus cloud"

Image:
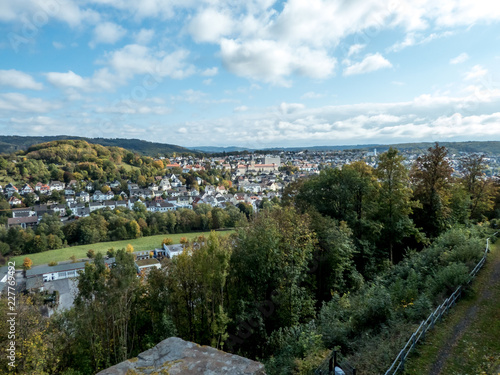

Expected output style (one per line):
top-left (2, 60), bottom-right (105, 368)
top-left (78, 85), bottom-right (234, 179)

top-left (0, 69), bottom-right (43, 90)
top-left (106, 44), bottom-right (195, 80)
top-left (90, 22), bottom-right (126, 47)
top-left (347, 44), bottom-right (366, 57)
top-left (450, 52), bottom-right (469, 65)
top-left (201, 67), bottom-right (218, 76)
top-left (0, 93), bottom-right (60, 113)
top-left (234, 105), bottom-right (249, 112)
top-left (188, 8), bottom-right (233, 43)
top-left (464, 65), bottom-right (488, 81)
top-left (0, 0), bottom-right (99, 27)
top-left (220, 38), bottom-right (336, 85)
top-left (343, 53), bottom-right (392, 76)
top-left (134, 28), bottom-right (155, 44)
top-left (278, 102), bottom-right (305, 115)
top-left (159, 87), bottom-right (500, 148)
top-left (301, 92), bottom-right (324, 99)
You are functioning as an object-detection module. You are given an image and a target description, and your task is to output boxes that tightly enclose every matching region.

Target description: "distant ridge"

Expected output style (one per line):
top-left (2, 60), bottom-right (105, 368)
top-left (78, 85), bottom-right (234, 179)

top-left (195, 141), bottom-right (500, 154)
top-left (0, 136), bottom-right (498, 156)
top-left (0, 135), bottom-right (194, 156)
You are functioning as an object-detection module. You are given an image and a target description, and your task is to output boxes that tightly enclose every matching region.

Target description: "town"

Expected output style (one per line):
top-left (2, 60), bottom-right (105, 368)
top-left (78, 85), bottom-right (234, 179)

top-left (3, 148), bottom-right (499, 232)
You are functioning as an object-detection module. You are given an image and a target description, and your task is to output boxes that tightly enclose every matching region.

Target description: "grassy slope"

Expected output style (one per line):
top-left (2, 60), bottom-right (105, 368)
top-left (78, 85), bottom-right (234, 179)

top-left (403, 241), bottom-right (500, 375)
top-left (11, 230), bottom-right (234, 268)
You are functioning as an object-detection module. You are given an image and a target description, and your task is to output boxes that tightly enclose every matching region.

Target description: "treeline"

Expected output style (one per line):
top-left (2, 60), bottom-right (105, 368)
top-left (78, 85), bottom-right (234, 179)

top-left (0, 144), bottom-right (499, 374)
top-left (0, 203), bottom-right (247, 256)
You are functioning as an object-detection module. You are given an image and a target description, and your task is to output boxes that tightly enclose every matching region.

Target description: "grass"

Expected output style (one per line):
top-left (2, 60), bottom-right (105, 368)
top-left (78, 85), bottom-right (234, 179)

top-left (11, 229), bottom-right (235, 268)
top-left (403, 240), bottom-right (500, 375)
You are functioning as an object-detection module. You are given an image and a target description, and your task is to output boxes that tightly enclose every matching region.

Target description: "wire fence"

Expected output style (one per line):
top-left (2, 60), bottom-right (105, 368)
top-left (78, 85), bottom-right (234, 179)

top-left (384, 233), bottom-right (497, 375)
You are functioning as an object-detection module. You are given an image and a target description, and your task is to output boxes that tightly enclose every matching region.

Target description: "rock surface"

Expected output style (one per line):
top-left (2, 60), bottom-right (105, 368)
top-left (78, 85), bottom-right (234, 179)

top-left (97, 337), bottom-right (266, 375)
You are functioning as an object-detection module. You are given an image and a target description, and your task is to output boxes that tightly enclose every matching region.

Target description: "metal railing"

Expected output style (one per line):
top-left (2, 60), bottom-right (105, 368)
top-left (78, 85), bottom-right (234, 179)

top-left (384, 233), bottom-right (497, 375)
top-left (316, 350), bottom-right (356, 375)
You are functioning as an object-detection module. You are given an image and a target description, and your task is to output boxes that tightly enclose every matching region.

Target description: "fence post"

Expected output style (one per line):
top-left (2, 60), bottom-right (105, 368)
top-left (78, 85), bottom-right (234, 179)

top-left (329, 352), bottom-right (333, 373)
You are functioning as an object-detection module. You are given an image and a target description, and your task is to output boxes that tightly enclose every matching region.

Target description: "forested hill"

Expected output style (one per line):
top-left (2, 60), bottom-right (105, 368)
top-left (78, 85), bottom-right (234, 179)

top-left (0, 135), bottom-right (193, 156)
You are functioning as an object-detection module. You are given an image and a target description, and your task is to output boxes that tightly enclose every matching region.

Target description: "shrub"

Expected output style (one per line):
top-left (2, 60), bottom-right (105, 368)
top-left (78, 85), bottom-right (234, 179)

top-left (351, 284), bottom-right (393, 332)
top-left (318, 293), bottom-right (352, 349)
top-left (86, 249), bottom-right (95, 259)
top-left (48, 261), bottom-right (58, 266)
top-left (430, 262), bottom-right (469, 298)
top-left (162, 238), bottom-right (174, 246)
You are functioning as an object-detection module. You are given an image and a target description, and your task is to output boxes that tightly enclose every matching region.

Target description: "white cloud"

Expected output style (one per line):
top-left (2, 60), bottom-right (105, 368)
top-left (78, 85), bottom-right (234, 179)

top-left (90, 22), bottom-right (126, 47)
top-left (347, 44), bottom-right (366, 57)
top-left (52, 42), bottom-right (65, 49)
top-left (0, 69), bottom-right (43, 90)
top-left (279, 102), bottom-right (305, 115)
top-left (203, 79), bottom-right (212, 85)
top-left (134, 29), bottom-right (155, 45)
top-left (220, 38), bottom-right (336, 85)
top-left (387, 31), bottom-right (453, 52)
top-left (0, 0), bottom-right (99, 27)
top-left (450, 52), bottom-right (469, 65)
top-left (45, 69), bottom-right (120, 92)
top-left (234, 105), bottom-right (249, 112)
top-left (343, 53), bottom-right (392, 76)
top-left (301, 91), bottom-right (324, 99)
top-left (0, 93), bottom-right (60, 113)
top-left (188, 8), bottom-right (233, 43)
top-left (201, 67), bottom-right (218, 76)
top-left (106, 44), bottom-right (195, 80)
top-left (46, 70), bottom-right (88, 89)
top-left (464, 65), bottom-right (488, 81)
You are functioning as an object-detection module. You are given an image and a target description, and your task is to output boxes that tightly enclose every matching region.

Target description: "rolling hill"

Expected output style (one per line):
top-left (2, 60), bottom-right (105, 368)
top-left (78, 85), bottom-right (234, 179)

top-left (0, 135), bottom-right (194, 156)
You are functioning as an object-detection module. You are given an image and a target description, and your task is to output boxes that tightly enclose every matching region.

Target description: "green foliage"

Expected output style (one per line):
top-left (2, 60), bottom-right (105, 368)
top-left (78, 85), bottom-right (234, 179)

top-left (430, 262), bottom-right (469, 296)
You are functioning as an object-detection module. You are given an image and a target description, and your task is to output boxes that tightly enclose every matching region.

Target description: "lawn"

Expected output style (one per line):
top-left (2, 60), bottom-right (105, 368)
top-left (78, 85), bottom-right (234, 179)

top-left (403, 240), bottom-right (500, 375)
top-left (11, 229), bottom-right (235, 268)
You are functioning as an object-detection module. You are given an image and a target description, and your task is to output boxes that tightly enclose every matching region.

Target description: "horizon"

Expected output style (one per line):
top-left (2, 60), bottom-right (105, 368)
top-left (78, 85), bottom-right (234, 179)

top-left (1, 1), bottom-right (500, 148)
top-left (1, 134), bottom-right (499, 152)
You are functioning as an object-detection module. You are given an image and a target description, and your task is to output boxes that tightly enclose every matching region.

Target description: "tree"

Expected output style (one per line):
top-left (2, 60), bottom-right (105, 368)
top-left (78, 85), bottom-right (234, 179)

top-left (227, 206), bottom-right (317, 357)
top-left (23, 257), bottom-right (33, 270)
top-left (375, 148), bottom-right (419, 263)
top-left (166, 232), bottom-right (232, 348)
top-left (68, 251), bottom-right (140, 373)
top-left (86, 249), bottom-right (96, 259)
top-left (410, 143), bottom-right (453, 238)
top-left (459, 154), bottom-right (497, 221)
top-left (126, 244), bottom-right (134, 253)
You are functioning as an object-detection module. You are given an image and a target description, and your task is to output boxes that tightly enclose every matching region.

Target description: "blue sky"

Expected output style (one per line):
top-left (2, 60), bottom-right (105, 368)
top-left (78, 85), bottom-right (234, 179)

top-left (1, 0), bottom-right (499, 148)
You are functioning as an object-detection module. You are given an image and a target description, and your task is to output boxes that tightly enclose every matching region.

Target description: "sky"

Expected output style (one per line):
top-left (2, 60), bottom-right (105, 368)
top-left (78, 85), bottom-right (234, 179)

top-left (0, 0), bottom-right (500, 149)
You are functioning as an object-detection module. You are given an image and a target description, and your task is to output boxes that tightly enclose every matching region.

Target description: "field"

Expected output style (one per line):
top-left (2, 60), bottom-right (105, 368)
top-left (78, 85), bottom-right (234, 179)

top-left (11, 230), bottom-right (234, 268)
top-left (403, 241), bottom-right (500, 375)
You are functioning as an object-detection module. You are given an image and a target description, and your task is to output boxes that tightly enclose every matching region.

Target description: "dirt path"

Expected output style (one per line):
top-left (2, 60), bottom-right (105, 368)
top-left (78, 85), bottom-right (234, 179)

top-left (428, 247), bottom-right (500, 375)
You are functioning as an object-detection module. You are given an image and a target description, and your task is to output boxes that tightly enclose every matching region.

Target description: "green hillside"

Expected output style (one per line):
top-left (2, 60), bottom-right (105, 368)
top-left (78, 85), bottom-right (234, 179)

top-left (0, 135), bottom-right (194, 156)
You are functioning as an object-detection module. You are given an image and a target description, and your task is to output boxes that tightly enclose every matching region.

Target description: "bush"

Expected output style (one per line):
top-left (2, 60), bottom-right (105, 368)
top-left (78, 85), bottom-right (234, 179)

top-left (351, 284), bottom-right (393, 332)
top-left (107, 247), bottom-right (116, 258)
top-left (48, 261), bottom-right (58, 266)
top-left (318, 293), bottom-right (352, 349)
top-left (162, 238), bottom-right (174, 246)
top-left (430, 262), bottom-right (469, 298)
top-left (86, 249), bottom-right (95, 259)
